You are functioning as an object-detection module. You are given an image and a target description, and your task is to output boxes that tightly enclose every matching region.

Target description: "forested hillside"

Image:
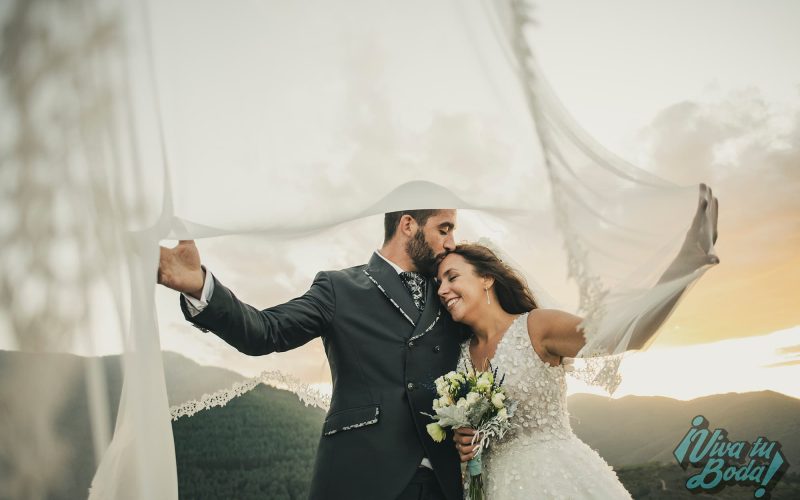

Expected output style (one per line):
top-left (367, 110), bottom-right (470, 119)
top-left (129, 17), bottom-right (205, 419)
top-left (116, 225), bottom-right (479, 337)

top-left (173, 384), bottom-right (324, 499)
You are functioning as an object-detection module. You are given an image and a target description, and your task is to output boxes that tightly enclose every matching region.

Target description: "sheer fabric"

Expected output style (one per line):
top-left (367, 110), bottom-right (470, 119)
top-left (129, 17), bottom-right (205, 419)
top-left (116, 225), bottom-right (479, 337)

top-left (0, 0), bottom-right (717, 498)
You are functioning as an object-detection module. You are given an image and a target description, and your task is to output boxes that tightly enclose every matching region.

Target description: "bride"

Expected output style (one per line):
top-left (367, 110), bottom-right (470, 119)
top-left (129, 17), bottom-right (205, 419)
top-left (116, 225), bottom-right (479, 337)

top-left (437, 188), bottom-right (718, 499)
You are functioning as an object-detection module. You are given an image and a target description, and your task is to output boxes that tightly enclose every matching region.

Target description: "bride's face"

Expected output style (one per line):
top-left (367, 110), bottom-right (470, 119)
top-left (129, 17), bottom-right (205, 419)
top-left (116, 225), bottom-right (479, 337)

top-left (437, 253), bottom-right (488, 324)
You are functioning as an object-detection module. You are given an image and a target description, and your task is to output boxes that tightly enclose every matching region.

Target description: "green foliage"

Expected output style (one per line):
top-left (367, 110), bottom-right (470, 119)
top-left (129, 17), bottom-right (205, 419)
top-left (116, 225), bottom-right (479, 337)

top-left (172, 385), bottom-right (324, 500)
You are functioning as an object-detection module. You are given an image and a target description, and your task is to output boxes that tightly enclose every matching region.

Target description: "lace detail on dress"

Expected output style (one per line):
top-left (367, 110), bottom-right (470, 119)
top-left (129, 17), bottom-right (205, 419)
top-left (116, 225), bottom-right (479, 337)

top-left (459, 314), bottom-right (572, 446)
top-left (459, 313), bottom-right (632, 499)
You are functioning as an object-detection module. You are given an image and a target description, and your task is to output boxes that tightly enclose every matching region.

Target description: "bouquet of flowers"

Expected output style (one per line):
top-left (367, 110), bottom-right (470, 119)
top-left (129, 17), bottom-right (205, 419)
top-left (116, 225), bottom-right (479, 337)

top-left (424, 363), bottom-right (516, 500)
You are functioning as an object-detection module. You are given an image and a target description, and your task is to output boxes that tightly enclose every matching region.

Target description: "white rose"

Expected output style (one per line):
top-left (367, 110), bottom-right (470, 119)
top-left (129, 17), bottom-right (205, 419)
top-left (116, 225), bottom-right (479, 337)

top-left (456, 397), bottom-right (467, 408)
top-left (476, 375), bottom-right (491, 391)
top-left (439, 395), bottom-right (453, 408)
top-left (466, 392), bottom-right (480, 406)
top-left (491, 392), bottom-right (506, 408)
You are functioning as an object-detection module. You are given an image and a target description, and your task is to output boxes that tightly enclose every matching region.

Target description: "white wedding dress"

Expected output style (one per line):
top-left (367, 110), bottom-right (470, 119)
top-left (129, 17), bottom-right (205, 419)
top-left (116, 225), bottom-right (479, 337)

top-left (459, 313), bottom-right (632, 500)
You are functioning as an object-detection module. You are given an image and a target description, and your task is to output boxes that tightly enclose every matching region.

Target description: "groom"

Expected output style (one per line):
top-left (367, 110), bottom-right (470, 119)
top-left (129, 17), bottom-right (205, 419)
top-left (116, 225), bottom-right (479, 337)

top-left (158, 209), bottom-right (464, 500)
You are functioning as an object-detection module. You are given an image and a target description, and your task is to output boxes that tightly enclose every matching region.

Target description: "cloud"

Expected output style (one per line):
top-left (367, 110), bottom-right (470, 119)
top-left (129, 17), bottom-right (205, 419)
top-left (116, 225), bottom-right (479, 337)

top-left (630, 89), bottom-right (800, 345)
top-left (775, 344), bottom-right (800, 355)
top-left (765, 343), bottom-right (800, 368)
top-left (640, 88), bottom-right (799, 190)
top-left (764, 359), bottom-right (800, 369)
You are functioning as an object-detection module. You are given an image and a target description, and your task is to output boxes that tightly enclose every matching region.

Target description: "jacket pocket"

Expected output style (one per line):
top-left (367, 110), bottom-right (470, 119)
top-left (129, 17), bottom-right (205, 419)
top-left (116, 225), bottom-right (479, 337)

top-left (322, 404), bottom-right (380, 436)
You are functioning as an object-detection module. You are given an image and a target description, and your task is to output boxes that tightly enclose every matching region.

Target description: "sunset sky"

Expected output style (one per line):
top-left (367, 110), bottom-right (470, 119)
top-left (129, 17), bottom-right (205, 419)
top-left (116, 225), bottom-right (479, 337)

top-left (149, 0), bottom-right (797, 402)
top-left (529, 0), bottom-right (800, 349)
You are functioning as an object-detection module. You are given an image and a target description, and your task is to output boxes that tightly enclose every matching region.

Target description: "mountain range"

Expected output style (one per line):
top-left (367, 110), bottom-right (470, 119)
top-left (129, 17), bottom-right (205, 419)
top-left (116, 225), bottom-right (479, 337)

top-left (1, 350), bottom-right (797, 499)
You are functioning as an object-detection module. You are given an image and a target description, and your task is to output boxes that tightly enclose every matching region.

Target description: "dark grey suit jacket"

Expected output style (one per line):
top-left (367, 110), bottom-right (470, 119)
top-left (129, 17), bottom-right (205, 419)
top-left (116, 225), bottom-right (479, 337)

top-left (181, 253), bottom-right (465, 500)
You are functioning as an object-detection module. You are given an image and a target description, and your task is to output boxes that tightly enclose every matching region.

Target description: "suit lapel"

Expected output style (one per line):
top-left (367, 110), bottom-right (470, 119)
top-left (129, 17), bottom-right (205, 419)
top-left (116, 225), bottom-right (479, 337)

top-left (365, 253), bottom-right (421, 326)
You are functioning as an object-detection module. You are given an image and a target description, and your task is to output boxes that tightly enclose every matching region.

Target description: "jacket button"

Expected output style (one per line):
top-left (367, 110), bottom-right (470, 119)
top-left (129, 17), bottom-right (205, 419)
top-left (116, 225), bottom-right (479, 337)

top-left (433, 345), bottom-right (441, 353)
top-left (407, 382), bottom-right (415, 391)
top-left (408, 340), bottom-right (415, 348)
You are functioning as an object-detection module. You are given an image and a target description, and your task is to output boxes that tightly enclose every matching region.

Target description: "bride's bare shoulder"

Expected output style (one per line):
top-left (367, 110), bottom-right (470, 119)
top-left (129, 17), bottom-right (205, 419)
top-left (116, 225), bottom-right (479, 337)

top-left (525, 309), bottom-right (560, 364)
top-left (526, 309), bottom-right (584, 353)
top-left (527, 308), bottom-right (582, 330)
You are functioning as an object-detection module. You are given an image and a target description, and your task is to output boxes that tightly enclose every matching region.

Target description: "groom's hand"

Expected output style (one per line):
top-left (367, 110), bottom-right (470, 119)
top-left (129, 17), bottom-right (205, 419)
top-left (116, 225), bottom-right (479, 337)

top-left (157, 240), bottom-right (205, 298)
top-left (454, 427), bottom-right (478, 463)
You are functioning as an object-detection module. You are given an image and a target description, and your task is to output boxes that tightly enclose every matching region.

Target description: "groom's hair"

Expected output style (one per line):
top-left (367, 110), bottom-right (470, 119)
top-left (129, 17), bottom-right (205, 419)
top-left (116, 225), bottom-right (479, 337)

top-left (383, 210), bottom-right (440, 243)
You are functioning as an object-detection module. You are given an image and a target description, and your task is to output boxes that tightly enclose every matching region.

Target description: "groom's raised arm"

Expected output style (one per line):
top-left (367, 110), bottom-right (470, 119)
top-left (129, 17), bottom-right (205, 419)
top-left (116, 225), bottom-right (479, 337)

top-left (180, 272), bottom-right (335, 356)
top-left (158, 239), bottom-right (334, 355)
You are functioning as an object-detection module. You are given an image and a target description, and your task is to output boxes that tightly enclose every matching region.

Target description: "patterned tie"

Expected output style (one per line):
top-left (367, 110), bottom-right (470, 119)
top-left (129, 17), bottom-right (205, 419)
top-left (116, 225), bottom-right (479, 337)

top-left (399, 271), bottom-right (427, 311)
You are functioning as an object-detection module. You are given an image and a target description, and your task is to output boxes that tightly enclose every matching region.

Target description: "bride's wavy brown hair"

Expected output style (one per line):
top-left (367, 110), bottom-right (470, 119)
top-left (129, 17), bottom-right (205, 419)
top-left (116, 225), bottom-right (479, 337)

top-left (446, 243), bottom-right (538, 314)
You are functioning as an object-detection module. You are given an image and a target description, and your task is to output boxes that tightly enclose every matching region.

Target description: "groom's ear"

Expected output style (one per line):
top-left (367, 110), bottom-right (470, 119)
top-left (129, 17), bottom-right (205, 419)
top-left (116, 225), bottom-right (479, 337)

top-left (399, 214), bottom-right (418, 238)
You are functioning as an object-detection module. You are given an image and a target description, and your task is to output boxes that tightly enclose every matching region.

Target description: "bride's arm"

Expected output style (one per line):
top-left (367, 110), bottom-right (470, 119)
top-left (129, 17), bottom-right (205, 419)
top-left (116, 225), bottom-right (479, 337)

top-left (527, 309), bottom-right (584, 360)
top-left (624, 184), bottom-right (718, 350)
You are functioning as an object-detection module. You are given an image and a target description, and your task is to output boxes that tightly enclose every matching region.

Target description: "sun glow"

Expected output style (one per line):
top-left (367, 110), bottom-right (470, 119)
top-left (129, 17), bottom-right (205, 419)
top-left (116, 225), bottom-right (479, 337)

top-left (567, 326), bottom-right (800, 400)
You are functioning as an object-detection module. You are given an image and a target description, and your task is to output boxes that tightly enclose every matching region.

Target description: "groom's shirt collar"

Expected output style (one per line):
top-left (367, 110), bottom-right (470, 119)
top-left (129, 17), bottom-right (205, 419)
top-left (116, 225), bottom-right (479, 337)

top-left (374, 250), bottom-right (405, 275)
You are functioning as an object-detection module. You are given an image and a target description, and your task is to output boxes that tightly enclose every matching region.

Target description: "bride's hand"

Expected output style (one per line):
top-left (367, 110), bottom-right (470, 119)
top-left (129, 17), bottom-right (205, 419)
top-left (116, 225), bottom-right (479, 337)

top-left (661, 183), bottom-right (719, 283)
top-left (454, 427), bottom-right (479, 463)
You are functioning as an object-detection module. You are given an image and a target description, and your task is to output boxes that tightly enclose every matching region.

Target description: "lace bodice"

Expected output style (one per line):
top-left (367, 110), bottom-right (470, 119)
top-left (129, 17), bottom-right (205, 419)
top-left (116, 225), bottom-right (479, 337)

top-left (459, 313), bottom-right (573, 444)
top-left (461, 313), bottom-right (632, 499)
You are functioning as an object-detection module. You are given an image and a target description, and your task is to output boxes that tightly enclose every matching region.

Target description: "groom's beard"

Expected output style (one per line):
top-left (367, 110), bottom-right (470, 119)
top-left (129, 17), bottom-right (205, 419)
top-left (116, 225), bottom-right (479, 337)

top-left (406, 229), bottom-right (439, 277)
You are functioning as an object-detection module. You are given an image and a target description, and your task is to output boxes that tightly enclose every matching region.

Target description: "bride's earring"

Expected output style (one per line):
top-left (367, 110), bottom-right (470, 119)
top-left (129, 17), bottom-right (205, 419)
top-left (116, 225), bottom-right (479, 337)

top-left (485, 287), bottom-right (491, 305)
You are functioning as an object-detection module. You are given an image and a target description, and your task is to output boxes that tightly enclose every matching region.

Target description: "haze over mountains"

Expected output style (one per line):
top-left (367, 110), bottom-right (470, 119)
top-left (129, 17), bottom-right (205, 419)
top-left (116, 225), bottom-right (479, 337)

top-left (167, 351), bottom-right (800, 469)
